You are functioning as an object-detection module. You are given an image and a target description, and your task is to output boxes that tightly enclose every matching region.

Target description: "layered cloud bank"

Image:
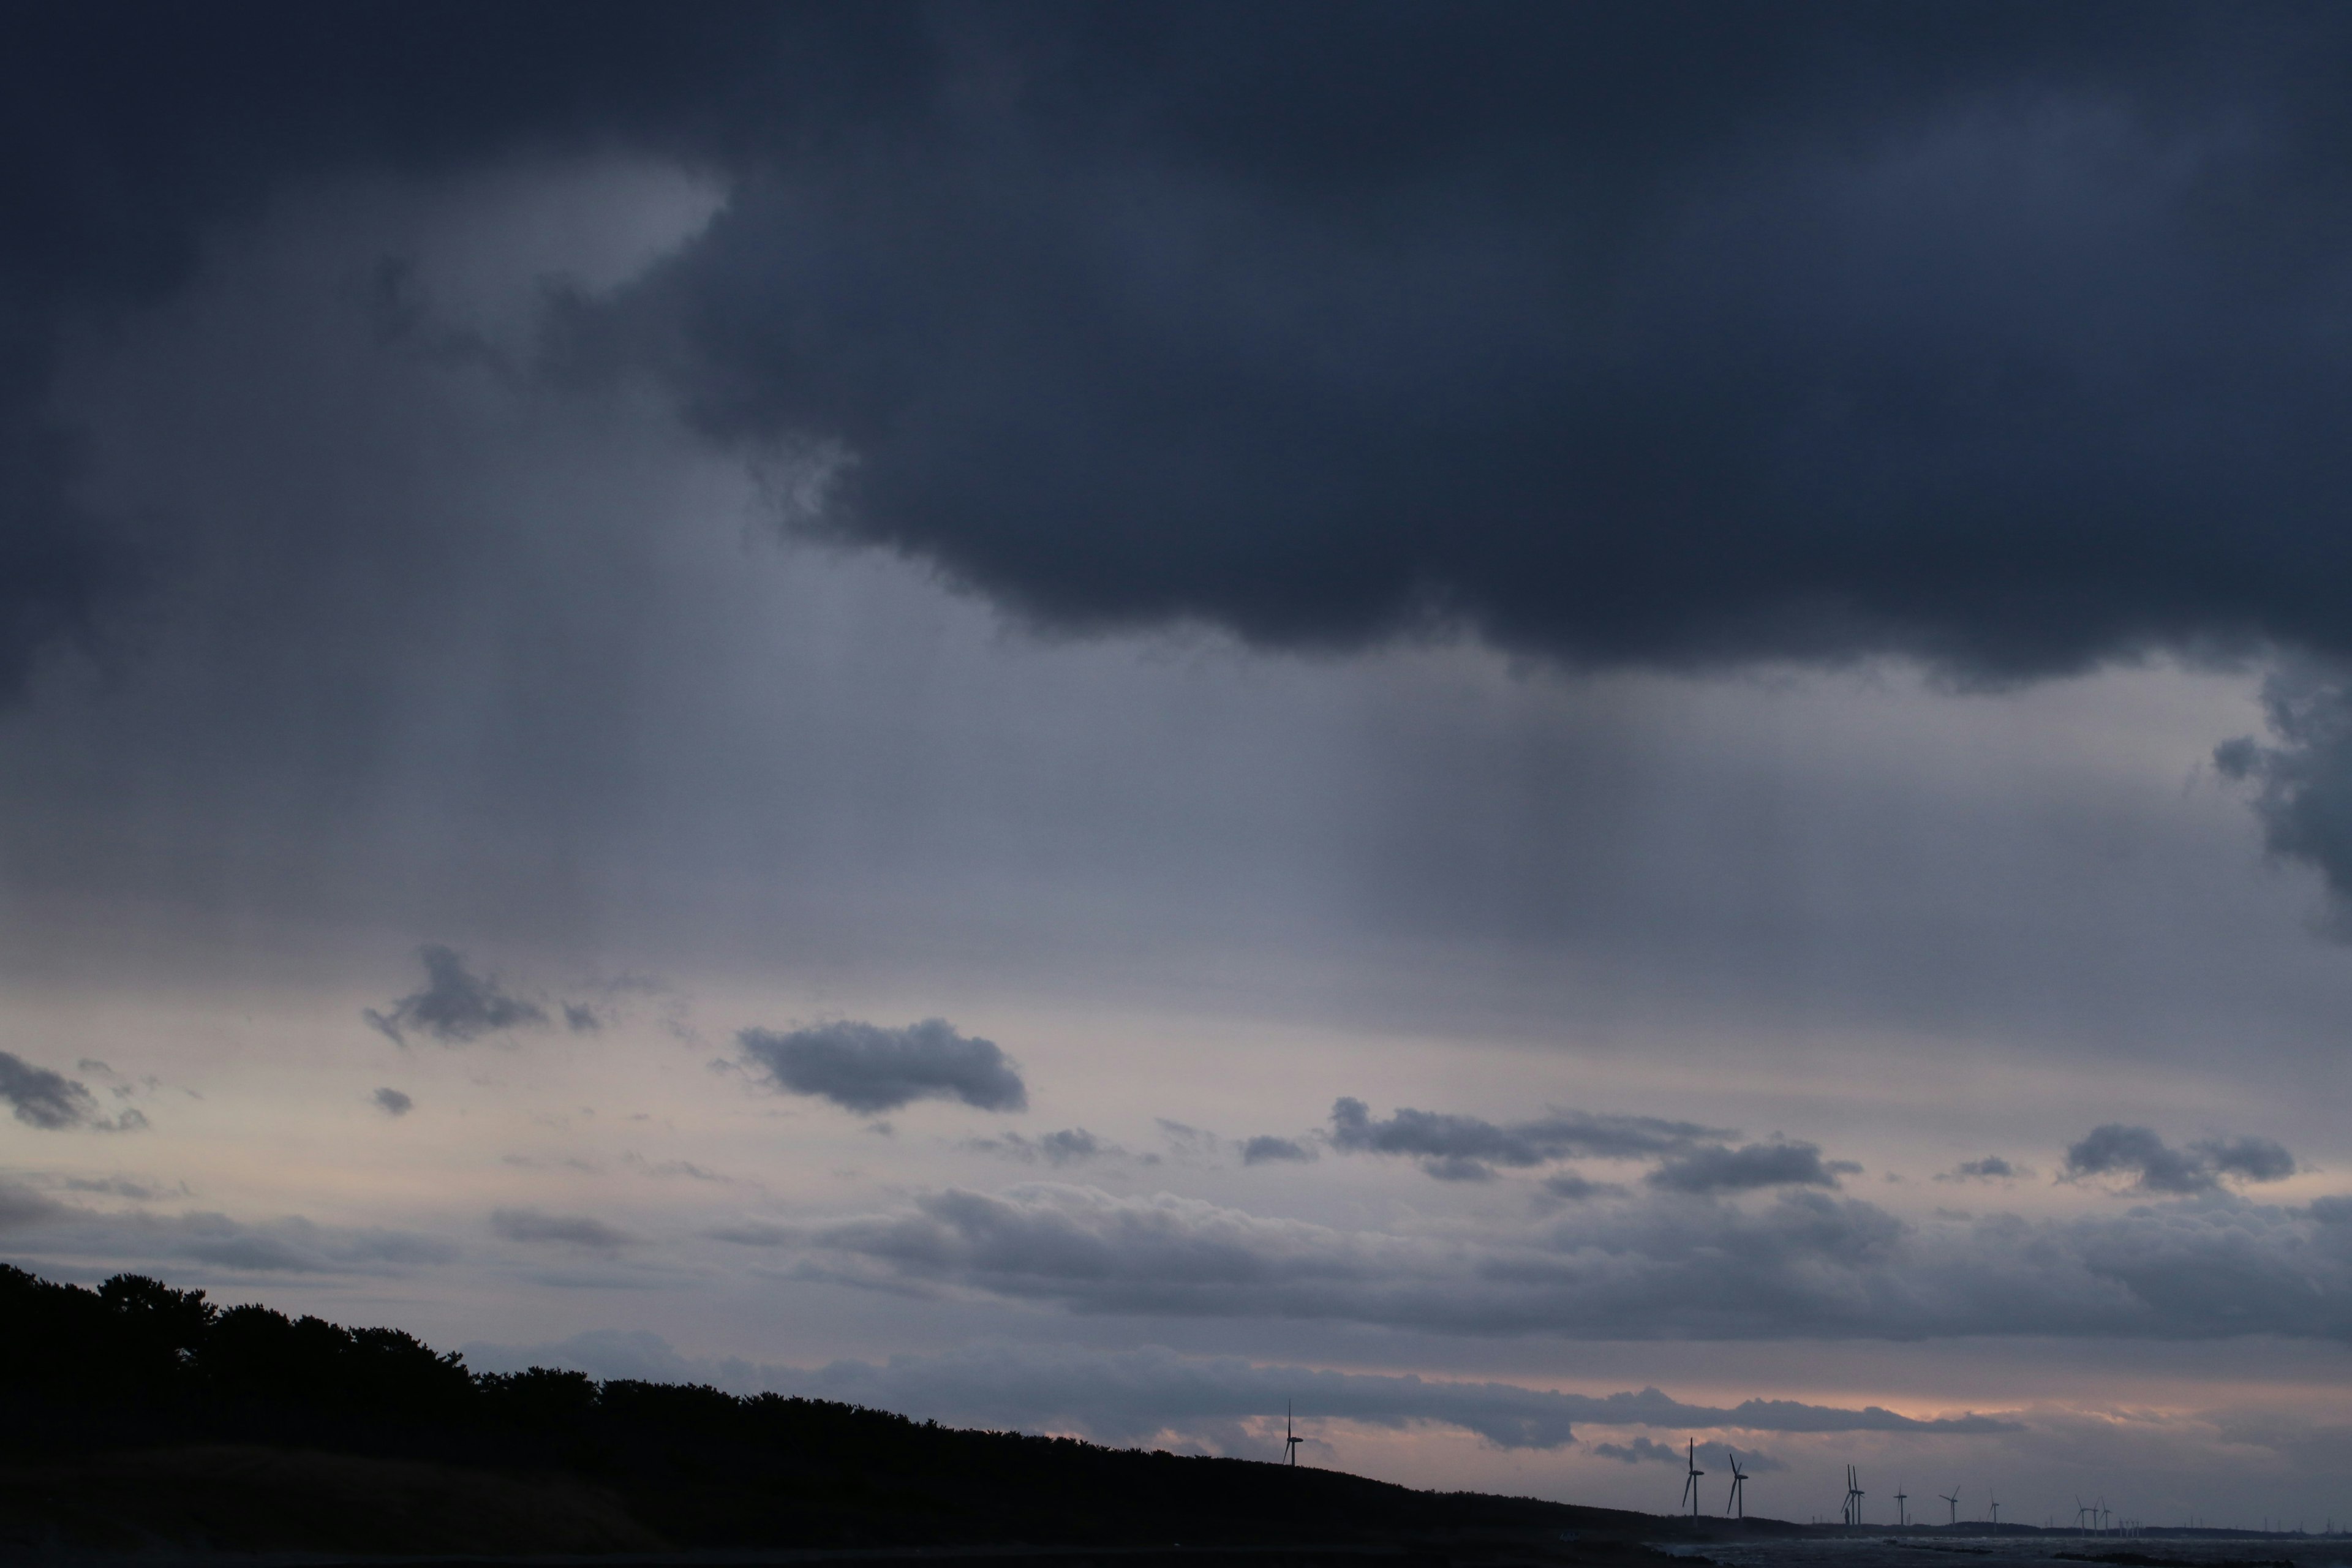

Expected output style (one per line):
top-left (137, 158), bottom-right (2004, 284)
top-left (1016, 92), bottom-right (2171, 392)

top-left (461, 1335), bottom-right (2014, 1453)
top-left (798, 1181), bottom-right (2352, 1342)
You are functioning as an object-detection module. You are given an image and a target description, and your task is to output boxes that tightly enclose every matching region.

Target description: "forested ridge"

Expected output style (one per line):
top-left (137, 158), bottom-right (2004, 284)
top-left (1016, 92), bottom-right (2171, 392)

top-left (0, 1264), bottom-right (1669, 1552)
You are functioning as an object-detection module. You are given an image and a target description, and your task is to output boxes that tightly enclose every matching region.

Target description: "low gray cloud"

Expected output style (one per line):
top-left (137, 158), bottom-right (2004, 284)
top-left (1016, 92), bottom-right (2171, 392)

top-left (1542, 1173), bottom-right (1623, 1202)
top-left (2215, 659), bottom-right (2352, 929)
top-left (364, 945), bottom-right (547, 1046)
top-left (2198, 1136), bottom-right (2299, 1183)
top-left (968, 1128), bottom-right (1112, 1167)
top-left (1, 1194), bottom-right (454, 1275)
top-left (490, 1207), bottom-right (641, 1250)
top-left (1605, 1439), bottom-right (1786, 1474)
top-left (1940, 1157), bottom-right (2026, 1183)
top-left (372, 1087), bottom-right (413, 1117)
top-left (704, 1220), bottom-right (794, 1246)
top-left (806, 1178), bottom-right (2352, 1343)
top-left (1648, 1141), bottom-right (1844, 1194)
top-left (0, 1050), bottom-right (102, 1129)
top-left (2064, 1125), bottom-right (2296, 1195)
top-left (1594, 1436), bottom-right (1687, 1464)
top-left (58, 1175), bottom-right (172, 1200)
top-left (737, 1018), bottom-right (1027, 1115)
top-left (1329, 1098), bottom-right (1726, 1182)
top-left (170, 1216), bottom-right (455, 1273)
top-left (1241, 1136), bottom-right (1317, 1166)
top-left (455, 1332), bottom-right (2011, 1453)
top-left (0, 1178), bottom-right (66, 1230)
top-left (624, 1155), bottom-right (729, 1183)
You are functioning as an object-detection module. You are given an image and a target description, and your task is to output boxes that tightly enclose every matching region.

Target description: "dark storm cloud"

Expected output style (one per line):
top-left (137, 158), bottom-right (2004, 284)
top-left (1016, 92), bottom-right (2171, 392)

top-left (738, 1019), bottom-right (1027, 1114)
top-left (808, 1178), bottom-right (2352, 1341)
top-left (17, 6), bottom-right (2352, 702)
top-left (0, 1050), bottom-right (102, 1129)
top-left (611, 6), bottom-right (2352, 685)
top-left (1648, 1141), bottom-right (1845, 1194)
top-left (490, 1207), bottom-right (641, 1251)
top-left (372, 1087), bottom-right (413, 1117)
top-left (363, 945), bottom-right (547, 1046)
top-left (1329, 1098), bottom-right (1725, 1182)
top-left (2062, 1125), bottom-right (2296, 1195)
top-left (0, 2), bottom-right (835, 698)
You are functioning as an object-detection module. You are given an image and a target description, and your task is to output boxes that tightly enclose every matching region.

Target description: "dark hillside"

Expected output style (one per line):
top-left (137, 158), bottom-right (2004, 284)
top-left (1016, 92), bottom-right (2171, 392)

top-left (0, 1265), bottom-right (1706, 1558)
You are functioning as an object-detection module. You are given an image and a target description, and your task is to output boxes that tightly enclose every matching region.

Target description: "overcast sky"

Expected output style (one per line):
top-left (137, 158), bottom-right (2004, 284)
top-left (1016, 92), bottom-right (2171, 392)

top-left (12, 0), bottom-right (2352, 1528)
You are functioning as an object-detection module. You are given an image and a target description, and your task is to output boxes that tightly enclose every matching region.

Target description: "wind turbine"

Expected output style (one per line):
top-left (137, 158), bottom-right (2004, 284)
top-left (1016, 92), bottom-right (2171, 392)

top-left (1283, 1403), bottom-right (1303, 1466)
top-left (1681, 1440), bottom-right (1707, 1518)
top-left (1988, 1492), bottom-right (2000, 1531)
top-left (1895, 1485), bottom-right (1910, 1528)
top-left (1942, 1488), bottom-right (1962, 1528)
top-left (1725, 1450), bottom-right (1749, 1519)
top-left (1845, 1466), bottom-right (1866, 1527)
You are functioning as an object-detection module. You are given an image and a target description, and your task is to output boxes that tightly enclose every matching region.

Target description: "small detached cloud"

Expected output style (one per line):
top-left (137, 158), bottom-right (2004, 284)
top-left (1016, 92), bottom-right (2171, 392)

top-left (1240, 1136), bottom-right (1317, 1166)
top-left (372, 1087), bottom-right (413, 1117)
top-left (1540, 1172), bottom-right (1623, 1202)
top-left (1593, 1436), bottom-right (1686, 1464)
top-left (0, 1050), bottom-right (102, 1129)
top-left (0, 1050), bottom-right (146, 1131)
top-left (737, 1018), bottom-right (1027, 1114)
top-left (1648, 1140), bottom-right (1844, 1195)
top-left (364, 945), bottom-right (547, 1046)
top-left (1939, 1156), bottom-right (2029, 1183)
top-left (490, 1207), bottom-right (643, 1251)
top-left (2063, 1125), bottom-right (2297, 1195)
top-left (1329, 1098), bottom-right (1726, 1183)
top-left (968, 1128), bottom-right (1113, 1167)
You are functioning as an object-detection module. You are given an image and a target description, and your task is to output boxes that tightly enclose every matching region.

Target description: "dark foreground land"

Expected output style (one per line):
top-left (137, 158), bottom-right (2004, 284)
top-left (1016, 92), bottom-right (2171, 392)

top-left (0, 1266), bottom-right (1764, 1562)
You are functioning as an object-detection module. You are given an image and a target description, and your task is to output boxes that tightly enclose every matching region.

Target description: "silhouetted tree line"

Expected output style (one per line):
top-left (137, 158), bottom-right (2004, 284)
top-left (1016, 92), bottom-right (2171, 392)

top-left (0, 1265), bottom-right (1634, 1548)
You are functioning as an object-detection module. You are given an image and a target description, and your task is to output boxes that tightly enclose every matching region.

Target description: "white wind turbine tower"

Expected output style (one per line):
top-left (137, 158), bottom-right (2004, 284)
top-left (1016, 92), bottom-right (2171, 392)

top-left (1942, 1488), bottom-right (1961, 1528)
top-left (1988, 1492), bottom-right (2000, 1531)
top-left (1895, 1485), bottom-right (1910, 1528)
top-left (1725, 1450), bottom-right (1749, 1520)
top-left (1283, 1403), bottom-right (1303, 1466)
top-left (1844, 1466), bottom-right (1866, 1526)
top-left (1681, 1440), bottom-right (1707, 1518)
